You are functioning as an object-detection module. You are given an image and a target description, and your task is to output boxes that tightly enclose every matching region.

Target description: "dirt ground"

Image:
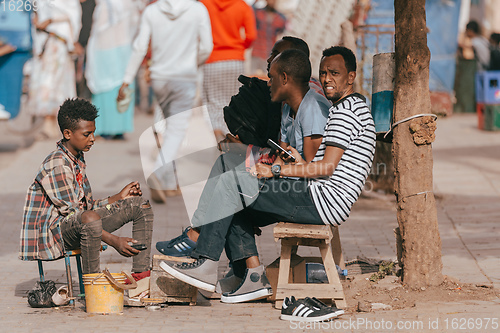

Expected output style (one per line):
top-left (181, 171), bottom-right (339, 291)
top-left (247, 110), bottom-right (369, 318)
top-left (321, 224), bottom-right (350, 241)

top-left (341, 194), bottom-right (499, 313)
top-left (341, 273), bottom-right (499, 313)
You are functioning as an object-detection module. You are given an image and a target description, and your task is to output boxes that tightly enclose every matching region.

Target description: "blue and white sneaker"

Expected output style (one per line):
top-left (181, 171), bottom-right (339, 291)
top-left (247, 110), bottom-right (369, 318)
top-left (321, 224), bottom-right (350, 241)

top-left (156, 227), bottom-right (197, 257)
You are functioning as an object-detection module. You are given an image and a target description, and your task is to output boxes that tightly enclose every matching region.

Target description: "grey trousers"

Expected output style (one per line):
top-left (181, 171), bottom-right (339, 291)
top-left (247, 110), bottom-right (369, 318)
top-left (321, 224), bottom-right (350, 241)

top-left (60, 197), bottom-right (154, 274)
top-left (151, 79), bottom-right (197, 190)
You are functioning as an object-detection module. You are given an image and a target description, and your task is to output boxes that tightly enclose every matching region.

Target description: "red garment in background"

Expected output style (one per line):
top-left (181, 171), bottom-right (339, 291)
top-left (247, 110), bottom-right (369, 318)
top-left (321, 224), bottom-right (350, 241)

top-left (201, 0), bottom-right (257, 63)
top-left (251, 7), bottom-right (286, 60)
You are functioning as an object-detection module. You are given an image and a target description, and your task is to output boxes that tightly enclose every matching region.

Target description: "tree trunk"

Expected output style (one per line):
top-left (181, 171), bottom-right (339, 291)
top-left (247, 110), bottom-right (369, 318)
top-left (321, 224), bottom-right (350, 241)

top-left (393, 0), bottom-right (443, 288)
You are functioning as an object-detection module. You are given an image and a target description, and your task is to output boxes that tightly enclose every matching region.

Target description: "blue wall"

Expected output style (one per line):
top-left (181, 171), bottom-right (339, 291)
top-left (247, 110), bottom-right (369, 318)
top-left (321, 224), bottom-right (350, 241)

top-left (364, 0), bottom-right (461, 93)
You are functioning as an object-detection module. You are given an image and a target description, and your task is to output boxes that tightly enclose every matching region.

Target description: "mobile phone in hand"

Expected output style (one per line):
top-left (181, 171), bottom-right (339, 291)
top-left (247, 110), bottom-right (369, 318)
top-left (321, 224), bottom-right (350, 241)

top-left (131, 244), bottom-right (147, 251)
top-left (267, 139), bottom-right (296, 162)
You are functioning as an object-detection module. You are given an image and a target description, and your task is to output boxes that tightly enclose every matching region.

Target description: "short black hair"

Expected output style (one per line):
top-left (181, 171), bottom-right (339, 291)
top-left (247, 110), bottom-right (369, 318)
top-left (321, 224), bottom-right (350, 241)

top-left (57, 98), bottom-right (98, 133)
top-left (466, 21), bottom-right (480, 34)
top-left (322, 46), bottom-right (357, 73)
top-left (273, 49), bottom-right (311, 85)
top-left (281, 36), bottom-right (310, 58)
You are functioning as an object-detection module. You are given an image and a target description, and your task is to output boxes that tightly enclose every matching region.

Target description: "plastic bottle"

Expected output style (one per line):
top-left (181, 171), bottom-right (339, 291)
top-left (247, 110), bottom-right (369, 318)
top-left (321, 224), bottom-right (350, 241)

top-left (337, 265), bottom-right (348, 278)
top-left (306, 263), bottom-right (348, 283)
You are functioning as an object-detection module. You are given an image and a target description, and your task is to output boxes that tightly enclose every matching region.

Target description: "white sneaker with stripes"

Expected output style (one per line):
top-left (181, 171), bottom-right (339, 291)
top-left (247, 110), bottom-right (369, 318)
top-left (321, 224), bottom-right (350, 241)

top-left (280, 296), bottom-right (344, 322)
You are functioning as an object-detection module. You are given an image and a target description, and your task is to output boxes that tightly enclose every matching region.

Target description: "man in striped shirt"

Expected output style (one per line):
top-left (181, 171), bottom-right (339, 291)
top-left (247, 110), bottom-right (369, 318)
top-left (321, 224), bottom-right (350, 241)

top-left (307, 46), bottom-right (376, 224)
top-left (160, 46), bottom-right (375, 304)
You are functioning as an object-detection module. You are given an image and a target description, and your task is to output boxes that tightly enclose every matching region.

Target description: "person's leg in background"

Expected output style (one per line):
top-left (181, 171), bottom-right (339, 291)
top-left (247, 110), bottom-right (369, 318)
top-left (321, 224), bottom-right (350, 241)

top-left (136, 64), bottom-right (151, 113)
top-left (202, 61), bottom-right (244, 142)
top-left (29, 37), bottom-right (77, 139)
top-left (149, 80), bottom-right (197, 200)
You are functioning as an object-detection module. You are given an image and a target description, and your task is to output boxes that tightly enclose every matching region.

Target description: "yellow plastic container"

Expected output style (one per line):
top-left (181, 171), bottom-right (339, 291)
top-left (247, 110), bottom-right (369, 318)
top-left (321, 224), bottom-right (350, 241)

top-left (83, 273), bottom-right (127, 314)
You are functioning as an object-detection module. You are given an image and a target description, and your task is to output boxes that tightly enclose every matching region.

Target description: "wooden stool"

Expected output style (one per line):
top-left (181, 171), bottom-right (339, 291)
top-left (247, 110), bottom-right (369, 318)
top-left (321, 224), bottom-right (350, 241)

top-left (273, 223), bottom-right (347, 309)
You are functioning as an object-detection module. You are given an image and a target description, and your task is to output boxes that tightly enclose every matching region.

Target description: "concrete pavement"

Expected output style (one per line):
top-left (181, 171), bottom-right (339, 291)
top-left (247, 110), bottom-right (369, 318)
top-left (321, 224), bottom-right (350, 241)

top-left (433, 115), bottom-right (500, 290)
top-left (0, 110), bottom-right (499, 332)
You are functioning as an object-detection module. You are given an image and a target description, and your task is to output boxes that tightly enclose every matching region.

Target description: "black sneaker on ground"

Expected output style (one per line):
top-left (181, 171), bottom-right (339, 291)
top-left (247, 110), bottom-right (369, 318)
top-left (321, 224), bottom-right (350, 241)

top-left (304, 297), bottom-right (345, 317)
top-left (280, 296), bottom-right (343, 322)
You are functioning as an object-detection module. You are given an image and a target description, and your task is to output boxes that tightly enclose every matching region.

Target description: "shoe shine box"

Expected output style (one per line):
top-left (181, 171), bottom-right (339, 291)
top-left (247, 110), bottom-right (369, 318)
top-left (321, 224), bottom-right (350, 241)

top-left (150, 255), bottom-right (198, 305)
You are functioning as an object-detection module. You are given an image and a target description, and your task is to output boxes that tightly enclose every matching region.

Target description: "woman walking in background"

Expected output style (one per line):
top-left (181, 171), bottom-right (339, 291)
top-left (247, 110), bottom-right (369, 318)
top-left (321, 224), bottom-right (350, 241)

top-left (29, 0), bottom-right (82, 138)
top-left (85, 0), bottom-right (142, 140)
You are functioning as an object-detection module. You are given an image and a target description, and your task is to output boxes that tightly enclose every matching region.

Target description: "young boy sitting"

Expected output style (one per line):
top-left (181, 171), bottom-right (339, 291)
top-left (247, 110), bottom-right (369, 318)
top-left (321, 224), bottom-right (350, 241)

top-left (19, 98), bottom-right (153, 276)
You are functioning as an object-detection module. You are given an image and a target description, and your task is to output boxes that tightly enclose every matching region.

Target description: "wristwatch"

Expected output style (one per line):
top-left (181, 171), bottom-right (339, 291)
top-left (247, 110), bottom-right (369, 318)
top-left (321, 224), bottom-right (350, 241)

top-left (271, 164), bottom-right (281, 178)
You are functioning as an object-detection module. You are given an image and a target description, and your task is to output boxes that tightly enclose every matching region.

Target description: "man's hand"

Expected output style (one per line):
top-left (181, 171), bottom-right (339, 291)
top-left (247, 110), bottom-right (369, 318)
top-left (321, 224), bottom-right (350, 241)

top-left (111, 237), bottom-right (141, 257)
top-left (277, 144), bottom-right (302, 164)
top-left (217, 134), bottom-right (246, 153)
top-left (117, 83), bottom-right (129, 102)
top-left (286, 146), bottom-right (306, 164)
top-left (251, 163), bottom-right (273, 179)
top-left (35, 18), bottom-right (52, 30)
top-left (73, 42), bottom-right (84, 56)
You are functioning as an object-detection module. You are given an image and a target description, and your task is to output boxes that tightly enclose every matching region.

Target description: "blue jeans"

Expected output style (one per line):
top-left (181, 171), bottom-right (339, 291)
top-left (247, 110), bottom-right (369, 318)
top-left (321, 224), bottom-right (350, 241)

top-left (190, 153), bottom-right (322, 262)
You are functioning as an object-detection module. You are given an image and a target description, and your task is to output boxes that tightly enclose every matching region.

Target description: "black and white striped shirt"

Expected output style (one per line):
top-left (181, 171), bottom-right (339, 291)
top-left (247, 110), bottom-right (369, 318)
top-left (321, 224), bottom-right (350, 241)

top-left (309, 94), bottom-right (376, 225)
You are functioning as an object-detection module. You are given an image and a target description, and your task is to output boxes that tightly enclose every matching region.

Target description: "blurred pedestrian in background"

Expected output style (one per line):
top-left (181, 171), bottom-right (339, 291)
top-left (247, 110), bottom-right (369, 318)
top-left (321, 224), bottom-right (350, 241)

top-left (0, 40), bottom-right (17, 120)
top-left (118, 0), bottom-right (212, 202)
top-left (74, 0), bottom-right (96, 101)
top-left (201, 0), bottom-right (257, 142)
top-left (85, 0), bottom-right (142, 140)
top-left (250, 0), bottom-right (287, 76)
top-left (465, 20), bottom-right (490, 71)
top-left (489, 32), bottom-right (500, 70)
top-left (29, 0), bottom-right (82, 139)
